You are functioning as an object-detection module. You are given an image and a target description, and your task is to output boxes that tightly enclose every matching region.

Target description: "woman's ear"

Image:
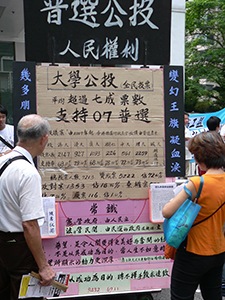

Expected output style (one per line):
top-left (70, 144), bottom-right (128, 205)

top-left (196, 161), bottom-right (207, 171)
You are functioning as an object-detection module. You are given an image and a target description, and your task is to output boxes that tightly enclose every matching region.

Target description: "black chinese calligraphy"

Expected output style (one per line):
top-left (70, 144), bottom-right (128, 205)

top-left (37, 66), bottom-right (165, 200)
top-left (24, 1), bottom-right (171, 65)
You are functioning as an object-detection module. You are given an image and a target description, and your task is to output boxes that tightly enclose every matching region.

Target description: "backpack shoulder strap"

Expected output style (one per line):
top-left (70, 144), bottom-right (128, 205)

top-left (0, 135), bottom-right (14, 149)
top-left (0, 155), bottom-right (31, 177)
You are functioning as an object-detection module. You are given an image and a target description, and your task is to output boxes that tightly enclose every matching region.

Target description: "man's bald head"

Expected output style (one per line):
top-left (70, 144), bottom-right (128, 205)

top-left (17, 114), bottom-right (50, 143)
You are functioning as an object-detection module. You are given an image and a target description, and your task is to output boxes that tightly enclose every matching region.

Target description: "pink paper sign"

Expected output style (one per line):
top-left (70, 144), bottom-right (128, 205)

top-left (42, 199), bottom-right (172, 297)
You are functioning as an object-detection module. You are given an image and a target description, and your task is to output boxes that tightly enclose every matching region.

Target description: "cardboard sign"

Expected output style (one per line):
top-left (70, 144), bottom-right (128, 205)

top-left (36, 66), bottom-right (165, 201)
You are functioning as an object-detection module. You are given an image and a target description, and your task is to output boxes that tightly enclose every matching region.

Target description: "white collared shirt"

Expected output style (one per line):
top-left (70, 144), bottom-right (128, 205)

top-left (0, 124), bottom-right (14, 153)
top-left (0, 146), bottom-right (45, 232)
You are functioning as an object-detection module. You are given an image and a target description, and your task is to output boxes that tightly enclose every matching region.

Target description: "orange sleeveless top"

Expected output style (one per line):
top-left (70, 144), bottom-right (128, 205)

top-left (187, 174), bottom-right (225, 255)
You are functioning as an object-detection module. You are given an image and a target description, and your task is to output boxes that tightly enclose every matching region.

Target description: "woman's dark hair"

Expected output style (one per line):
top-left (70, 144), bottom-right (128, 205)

top-left (0, 105), bottom-right (8, 116)
top-left (188, 131), bottom-right (225, 169)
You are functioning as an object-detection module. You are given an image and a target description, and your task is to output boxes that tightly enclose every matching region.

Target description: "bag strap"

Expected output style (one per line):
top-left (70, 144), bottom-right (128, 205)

top-left (0, 135), bottom-right (14, 150)
top-left (0, 155), bottom-right (30, 177)
top-left (182, 176), bottom-right (224, 228)
top-left (184, 176), bottom-right (204, 202)
top-left (193, 201), bottom-right (225, 227)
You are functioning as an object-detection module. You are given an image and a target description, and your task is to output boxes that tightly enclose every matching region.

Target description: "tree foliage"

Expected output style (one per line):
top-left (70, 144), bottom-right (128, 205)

top-left (185, 0), bottom-right (225, 112)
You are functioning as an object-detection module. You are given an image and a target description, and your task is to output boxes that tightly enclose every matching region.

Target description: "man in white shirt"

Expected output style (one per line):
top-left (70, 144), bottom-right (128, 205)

top-left (0, 105), bottom-right (14, 154)
top-left (0, 114), bottom-right (55, 300)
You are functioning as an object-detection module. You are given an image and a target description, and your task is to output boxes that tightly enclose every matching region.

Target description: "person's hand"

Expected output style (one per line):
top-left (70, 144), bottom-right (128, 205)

top-left (38, 265), bottom-right (56, 286)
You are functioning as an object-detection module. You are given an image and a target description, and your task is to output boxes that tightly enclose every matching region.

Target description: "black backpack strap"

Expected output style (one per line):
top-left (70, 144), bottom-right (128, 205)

top-left (0, 135), bottom-right (14, 149)
top-left (0, 155), bottom-right (30, 177)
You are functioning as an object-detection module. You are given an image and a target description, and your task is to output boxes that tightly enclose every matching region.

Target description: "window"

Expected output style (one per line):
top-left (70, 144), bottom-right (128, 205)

top-left (0, 42), bottom-right (14, 124)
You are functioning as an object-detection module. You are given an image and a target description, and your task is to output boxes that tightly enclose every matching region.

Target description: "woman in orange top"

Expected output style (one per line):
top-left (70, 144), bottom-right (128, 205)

top-left (163, 131), bottom-right (225, 300)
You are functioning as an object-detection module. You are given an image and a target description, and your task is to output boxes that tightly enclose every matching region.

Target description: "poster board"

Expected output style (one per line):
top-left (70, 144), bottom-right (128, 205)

top-left (13, 61), bottom-right (37, 145)
top-left (42, 199), bottom-right (172, 298)
top-left (37, 66), bottom-right (166, 201)
top-left (35, 65), bottom-right (176, 297)
top-left (164, 66), bottom-right (185, 177)
top-left (27, 64), bottom-right (186, 297)
top-left (40, 198), bottom-right (59, 239)
top-left (149, 183), bottom-right (176, 223)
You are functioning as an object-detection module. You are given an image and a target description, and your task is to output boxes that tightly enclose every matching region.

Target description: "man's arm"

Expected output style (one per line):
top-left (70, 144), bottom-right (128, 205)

top-left (22, 219), bottom-right (56, 286)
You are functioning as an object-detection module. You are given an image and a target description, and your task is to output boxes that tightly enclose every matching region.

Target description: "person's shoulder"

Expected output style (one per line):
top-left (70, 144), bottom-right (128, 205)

top-left (8, 154), bottom-right (36, 172)
top-left (5, 124), bottom-right (14, 129)
top-left (189, 175), bottom-right (202, 185)
top-left (15, 160), bottom-right (40, 179)
top-left (5, 124), bottom-right (14, 133)
top-left (220, 124), bottom-right (225, 135)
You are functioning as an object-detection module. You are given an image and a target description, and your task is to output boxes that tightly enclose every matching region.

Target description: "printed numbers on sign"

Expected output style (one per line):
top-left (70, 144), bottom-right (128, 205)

top-left (93, 111), bottom-right (112, 122)
top-left (107, 287), bottom-right (119, 292)
top-left (88, 287), bottom-right (100, 293)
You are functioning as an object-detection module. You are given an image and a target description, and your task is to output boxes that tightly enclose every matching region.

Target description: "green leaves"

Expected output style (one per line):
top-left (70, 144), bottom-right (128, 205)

top-left (185, 0), bottom-right (225, 112)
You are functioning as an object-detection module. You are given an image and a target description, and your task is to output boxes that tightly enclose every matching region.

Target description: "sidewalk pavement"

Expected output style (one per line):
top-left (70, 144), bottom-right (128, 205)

top-left (152, 288), bottom-right (225, 300)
